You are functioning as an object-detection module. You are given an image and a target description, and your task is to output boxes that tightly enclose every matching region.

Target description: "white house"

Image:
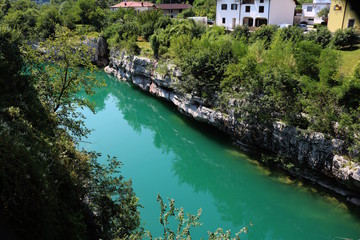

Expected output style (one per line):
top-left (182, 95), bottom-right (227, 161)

top-left (216, 0), bottom-right (297, 29)
top-left (301, 0), bottom-right (331, 25)
top-left (110, 1), bottom-right (157, 12)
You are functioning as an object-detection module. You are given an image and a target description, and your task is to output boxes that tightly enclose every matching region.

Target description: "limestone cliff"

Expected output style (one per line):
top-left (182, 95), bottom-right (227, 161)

top-left (104, 50), bottom-right (360, 206)
top-left (85, 37), bottom-right (109, 67)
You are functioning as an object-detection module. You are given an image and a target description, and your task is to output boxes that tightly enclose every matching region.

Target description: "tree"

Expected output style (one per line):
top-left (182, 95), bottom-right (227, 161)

top-left (317, 7), bottom-right (329, 22)
top-left (89, 155), bottom-right (142, 239)
top-left (294, 40), bottom-right (322, 79)
top-left (332, 28), bottom-right (359, 49)
top-left (1, 26), bottom-right (143, 239)
top-left (26, 27), bottom-right (103, 138)
top-left (36, 5), bottom-right (63, 39)
top-left (76, 0), bottom-right (105, 30)
top-left (0, 0), bottom-right (11, 20)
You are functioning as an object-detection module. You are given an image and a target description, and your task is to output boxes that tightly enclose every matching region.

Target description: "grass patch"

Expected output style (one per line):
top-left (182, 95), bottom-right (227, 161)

top-left (84, 31), bottom-right (101, 38)
top-left (338, 45), bottom-right (360, 76)
top-left (137, 41), bottom-right (154, 58)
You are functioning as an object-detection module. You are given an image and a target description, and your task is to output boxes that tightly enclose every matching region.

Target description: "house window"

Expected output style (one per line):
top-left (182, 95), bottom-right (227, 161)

top-left (231, 4), bottom-right (238, 10)
top-left (242, 0), bottom-right (254, 3)
top-left (221, 4), bottom-right (227, 10)
top-left (260, 0), bottom-right (264, 3)
top-left (259, 6), bottom-right (264, 13)
top-left (222, 18), bottom-right (226, 24)
top-left (307, 6), bottom-right (313, 12)
top-left (245, 6), bottom-right (251, 12)
top-left (348, 19), bottom-right (355, 28)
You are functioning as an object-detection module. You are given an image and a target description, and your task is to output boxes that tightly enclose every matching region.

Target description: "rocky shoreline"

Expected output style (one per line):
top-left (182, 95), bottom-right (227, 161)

top-left (104, 50), bottom-right (360, 207)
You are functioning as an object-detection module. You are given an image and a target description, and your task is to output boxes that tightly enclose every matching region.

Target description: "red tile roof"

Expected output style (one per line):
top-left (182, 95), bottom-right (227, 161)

top-left (155, 3), bottom-right (192, 10)
top-left (111, 1), bottom-right (155, 8)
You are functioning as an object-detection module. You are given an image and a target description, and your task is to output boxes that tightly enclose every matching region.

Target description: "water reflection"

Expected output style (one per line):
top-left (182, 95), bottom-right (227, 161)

top-left (84, 72), bottom-right (360, 239)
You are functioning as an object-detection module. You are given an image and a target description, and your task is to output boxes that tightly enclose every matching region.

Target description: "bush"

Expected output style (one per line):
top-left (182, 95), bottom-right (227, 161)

top-left (279, 26), bottom-right (304, 43)
top-left (315, 27), bottom-right (332, 47)
top-left (294, 40), bottom-right (322, 79)
top-left (137, 10), bottom-right (162, 40)
top-left (332, 28), bottom-right (359, 49)
top-left (305, 27), bottom-right (332, 48)
top-left (232, 25), bottom-right (250, 42)
top-left (177, 8), bottom-right (195, 19)
top-left (177, 35), bottom-right (235, 100)
top-left (150, 34), bottom-right (160, 58)
top-left (318, 48), bottom-right (341, 86)
top-left (154, 15), bottom-right (171, 30)
top-left (36, 6), bottom-right (63, 39)
top-left (250, 25), bottom-right (278, 49)
top-left (123, 38), bottom-right (141, 55)
top-left (104, 22), bottom-right (139, 47)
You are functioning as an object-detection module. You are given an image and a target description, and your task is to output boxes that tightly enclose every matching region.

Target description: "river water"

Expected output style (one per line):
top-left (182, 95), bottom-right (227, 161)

top-left (79, 71), bottom-right (360, 239)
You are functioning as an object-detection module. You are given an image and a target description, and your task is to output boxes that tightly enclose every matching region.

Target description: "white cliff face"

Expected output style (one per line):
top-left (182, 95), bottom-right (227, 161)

top-left (104, 51), bottom-right (360, 205)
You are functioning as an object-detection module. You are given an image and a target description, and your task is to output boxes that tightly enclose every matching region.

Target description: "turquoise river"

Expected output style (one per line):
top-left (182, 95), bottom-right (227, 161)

top-left (79, 71), bottom-right (360, 239)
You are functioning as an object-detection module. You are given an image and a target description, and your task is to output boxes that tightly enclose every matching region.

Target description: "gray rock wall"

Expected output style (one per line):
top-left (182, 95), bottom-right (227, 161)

top-left (105, 51), bottom-right (360, 205)
top-left (85, 37), bottom-right (109, 67)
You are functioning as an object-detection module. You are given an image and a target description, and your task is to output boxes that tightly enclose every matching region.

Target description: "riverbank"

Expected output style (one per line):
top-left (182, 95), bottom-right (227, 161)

top-left (104, 50), bottom-right (360, 207)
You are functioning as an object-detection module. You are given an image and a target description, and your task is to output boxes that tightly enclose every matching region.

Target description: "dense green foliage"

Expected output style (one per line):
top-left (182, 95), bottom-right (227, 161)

top-left (0, 24), bottom-right (141, 239)
top-left (148, 24), bottom-right (360, 161)
top-left (1, 0), bottom-right (360, 238)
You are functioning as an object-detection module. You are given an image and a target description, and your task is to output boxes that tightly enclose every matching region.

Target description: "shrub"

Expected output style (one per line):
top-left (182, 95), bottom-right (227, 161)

top-left (150, 34), bottom-right (160, 58)
top-left (332, 28), bottom-right (359, 49)
top-left (278, 26), bottom-right (304, 43)
top-left (294, 40), bottom-right (322, 79)
top-left (318, 48), bottom-right (341, 86)
top-left (177, 8), bottom-right (195, 19)
top-left (250, 25), bottom-right (278, 49)
top-left (154, 15), bottom-right (171, 30)
top-left (315, 27), bottom-right (332, 47)
top-left (232, 25), bottom-right (250, 42)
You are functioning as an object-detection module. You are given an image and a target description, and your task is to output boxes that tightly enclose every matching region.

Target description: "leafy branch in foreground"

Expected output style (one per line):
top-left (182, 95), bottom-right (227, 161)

top-left (24, 26), bottom-right (105, 138)
top-left (147, 194), bottom-right (250, 240)
top-left (88, 153), bottom-right (143, 240)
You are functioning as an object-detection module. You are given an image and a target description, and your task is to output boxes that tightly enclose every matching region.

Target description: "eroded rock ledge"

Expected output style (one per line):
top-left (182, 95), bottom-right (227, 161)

top-left (104, 50), bottom-right (360, 206)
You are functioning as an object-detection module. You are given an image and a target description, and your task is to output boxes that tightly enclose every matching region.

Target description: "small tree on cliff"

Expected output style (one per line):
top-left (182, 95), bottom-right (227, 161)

top-left (25, 26), bottom-right (104, 138)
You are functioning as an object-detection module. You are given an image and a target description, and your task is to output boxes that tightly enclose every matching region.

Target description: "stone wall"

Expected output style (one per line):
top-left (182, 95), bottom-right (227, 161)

top-left (104, 51), bottom-right (360, 206)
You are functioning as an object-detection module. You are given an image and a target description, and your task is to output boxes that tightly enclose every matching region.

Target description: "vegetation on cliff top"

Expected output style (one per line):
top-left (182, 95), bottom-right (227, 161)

top-left (0, 0), bottom-right (360, 238)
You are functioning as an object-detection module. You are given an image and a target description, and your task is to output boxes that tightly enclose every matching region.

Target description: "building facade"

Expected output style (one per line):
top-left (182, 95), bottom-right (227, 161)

top-left (216, 0), bottom-right (297, 29)
top-left (301, 0), bottom-right (331, 25)
top-left (328, 0), bottom-right (360, 32)
top-left (155, 4), bottom-right (192, 18)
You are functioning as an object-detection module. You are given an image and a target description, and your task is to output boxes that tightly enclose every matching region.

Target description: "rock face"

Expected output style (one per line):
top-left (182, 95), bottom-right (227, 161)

top-left (85, 37), bottom-right (109, 67)
top-left (105, 51), bottom-right (360, 205)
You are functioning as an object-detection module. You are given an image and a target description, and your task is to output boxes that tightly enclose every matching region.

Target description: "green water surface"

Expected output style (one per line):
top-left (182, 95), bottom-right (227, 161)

top-left (79, 71), bottom-right (360, 239)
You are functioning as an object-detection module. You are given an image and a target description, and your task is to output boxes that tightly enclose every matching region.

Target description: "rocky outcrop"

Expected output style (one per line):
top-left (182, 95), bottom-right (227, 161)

top-left (105, 51), bottom-right (360, 206)
top-left (85, 37), bottom-right (109, 67)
